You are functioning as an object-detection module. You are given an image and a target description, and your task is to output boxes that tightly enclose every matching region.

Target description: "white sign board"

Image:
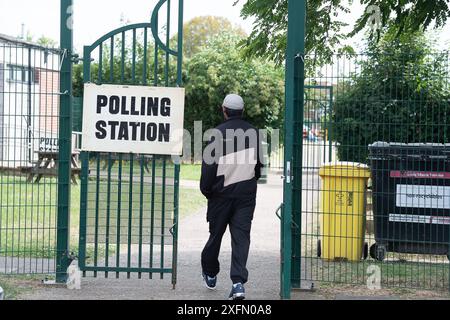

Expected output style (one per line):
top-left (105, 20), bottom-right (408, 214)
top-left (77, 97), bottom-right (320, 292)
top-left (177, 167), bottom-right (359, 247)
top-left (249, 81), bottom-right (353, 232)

top-left (39, 135), bottom-right (59, 152)
top-left (389, 214), bottom-right (450, 225)
top-left (396, 184), bottom-right (450, 209)
top-left (82, 84), bottom-right (185, 155)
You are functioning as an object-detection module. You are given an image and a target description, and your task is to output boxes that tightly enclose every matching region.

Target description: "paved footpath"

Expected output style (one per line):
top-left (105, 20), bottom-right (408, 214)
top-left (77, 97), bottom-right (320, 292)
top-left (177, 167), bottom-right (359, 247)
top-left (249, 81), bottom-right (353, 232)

top-left (16, 172), bottom-right (450, 300)
top-left (20, 175), bottom-right (284, 300)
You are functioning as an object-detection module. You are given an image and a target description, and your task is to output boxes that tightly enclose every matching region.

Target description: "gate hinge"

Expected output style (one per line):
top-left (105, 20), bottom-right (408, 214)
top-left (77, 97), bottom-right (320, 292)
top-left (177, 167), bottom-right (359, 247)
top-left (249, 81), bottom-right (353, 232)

top-left (67, 252), bottom-right (78, 265)
top-left (169, 224), bottom-right (177, 239)
top-left (294, 53), bottom-right (305, 63)
top-left (275, 204), bottom-right (283, 220)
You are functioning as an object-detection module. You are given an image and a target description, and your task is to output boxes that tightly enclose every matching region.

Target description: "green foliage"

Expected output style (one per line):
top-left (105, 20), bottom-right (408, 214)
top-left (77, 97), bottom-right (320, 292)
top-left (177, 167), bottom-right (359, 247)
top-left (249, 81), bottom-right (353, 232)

top-left (73, 64), bottom-right (83, 97)
top-left (19, 31), bottom-right (58, 48)
top-left (352, 0), bottom-right (450, 39)
top-left (236, 0), bottom-right (449, 65)
top-left (182, 16), bottom-right (246, 59)
top-left (36, 36), bottom-right (58, 48)
top-left (74, 16), bottom-right (245, 95)
top-left (332, 30), bottom-right (450, 163)
top-left (184, 32), bottom-right (285, 136)
top-left (238, 0), bottom-right (352, 66)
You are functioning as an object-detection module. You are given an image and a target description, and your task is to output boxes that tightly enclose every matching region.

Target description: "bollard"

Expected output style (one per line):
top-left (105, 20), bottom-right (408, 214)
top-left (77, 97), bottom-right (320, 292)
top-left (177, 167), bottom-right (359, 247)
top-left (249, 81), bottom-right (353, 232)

top-left (0, 286), bottom-right (4, 300)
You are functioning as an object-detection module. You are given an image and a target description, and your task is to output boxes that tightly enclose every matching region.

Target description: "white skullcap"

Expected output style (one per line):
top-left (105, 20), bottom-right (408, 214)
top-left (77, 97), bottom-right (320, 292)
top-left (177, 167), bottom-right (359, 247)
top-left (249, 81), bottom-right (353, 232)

top-left (223, 94), bottom-right (244, 110)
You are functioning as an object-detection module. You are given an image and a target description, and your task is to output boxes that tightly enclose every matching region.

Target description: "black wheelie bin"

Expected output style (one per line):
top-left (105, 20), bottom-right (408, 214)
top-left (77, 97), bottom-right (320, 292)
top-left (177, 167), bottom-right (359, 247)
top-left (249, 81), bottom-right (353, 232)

top-left (368, 142), bottom-right (450, 261)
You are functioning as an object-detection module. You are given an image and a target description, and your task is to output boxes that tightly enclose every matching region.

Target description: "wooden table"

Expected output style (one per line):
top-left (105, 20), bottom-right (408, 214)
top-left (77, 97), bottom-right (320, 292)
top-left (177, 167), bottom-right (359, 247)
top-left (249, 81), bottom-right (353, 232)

top-left (101, 153), bottom-right (153, 173)
top-left (21, 151), bottom-right (82, 184)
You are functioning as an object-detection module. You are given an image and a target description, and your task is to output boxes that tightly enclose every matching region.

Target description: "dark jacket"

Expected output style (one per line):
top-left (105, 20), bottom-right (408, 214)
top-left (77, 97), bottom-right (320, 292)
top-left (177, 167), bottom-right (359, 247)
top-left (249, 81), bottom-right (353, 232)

top-left (200, 116), bottom-right (263, 199)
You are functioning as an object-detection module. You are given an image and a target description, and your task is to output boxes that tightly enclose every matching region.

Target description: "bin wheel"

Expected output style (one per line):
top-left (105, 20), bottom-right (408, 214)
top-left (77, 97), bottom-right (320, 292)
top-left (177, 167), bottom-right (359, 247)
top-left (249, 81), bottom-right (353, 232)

top-left (377, 245), bottom-right (386, 261)
top-left (317, 239), bottom-right (322, 258)
top-left (369, 244), bottom-right (377, 260)
top-left (370, 243), bottom-right (386, 261)
top-left (363, 243), bottom-right (369, 260)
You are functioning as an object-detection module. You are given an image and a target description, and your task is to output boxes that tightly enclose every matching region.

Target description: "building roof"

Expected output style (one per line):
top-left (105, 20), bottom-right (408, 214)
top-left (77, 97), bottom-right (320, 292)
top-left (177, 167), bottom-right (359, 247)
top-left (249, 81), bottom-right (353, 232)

top-left (0, 33), bottom-right (62, 54)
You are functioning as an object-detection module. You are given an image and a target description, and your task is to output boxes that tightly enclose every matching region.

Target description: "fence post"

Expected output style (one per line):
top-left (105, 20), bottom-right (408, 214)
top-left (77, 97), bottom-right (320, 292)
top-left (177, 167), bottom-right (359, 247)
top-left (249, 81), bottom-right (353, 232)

top-left (282, 0), bottom-right (306, 298)
top-left (56, 0), bottom-right (73, 283)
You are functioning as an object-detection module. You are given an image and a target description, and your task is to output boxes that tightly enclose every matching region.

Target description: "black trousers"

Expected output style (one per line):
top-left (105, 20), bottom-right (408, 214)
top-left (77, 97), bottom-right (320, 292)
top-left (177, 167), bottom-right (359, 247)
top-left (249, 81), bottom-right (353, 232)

top-left (201, 197), bottom-right (256, 284)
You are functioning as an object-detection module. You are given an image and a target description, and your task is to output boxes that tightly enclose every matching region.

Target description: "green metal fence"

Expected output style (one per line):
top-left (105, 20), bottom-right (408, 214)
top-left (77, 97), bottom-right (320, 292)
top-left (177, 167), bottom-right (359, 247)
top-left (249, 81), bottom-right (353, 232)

top-left (0, 37), bottom-right (63, 275)
top-left (78, 0), bottom-right (183, 285)
top-left (269, 85), bottom-right (333, 172)
top-left (299, 51), bottom-right (450, 291)
top-left (0, 0), bottom-right (183, 285)
top-left (72, 97), bottom-right (82, 132)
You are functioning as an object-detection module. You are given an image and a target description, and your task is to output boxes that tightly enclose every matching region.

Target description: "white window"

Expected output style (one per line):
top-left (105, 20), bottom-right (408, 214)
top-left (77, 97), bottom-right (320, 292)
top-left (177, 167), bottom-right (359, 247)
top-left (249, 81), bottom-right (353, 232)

top-left (7, 65), bottom-right (37, 84)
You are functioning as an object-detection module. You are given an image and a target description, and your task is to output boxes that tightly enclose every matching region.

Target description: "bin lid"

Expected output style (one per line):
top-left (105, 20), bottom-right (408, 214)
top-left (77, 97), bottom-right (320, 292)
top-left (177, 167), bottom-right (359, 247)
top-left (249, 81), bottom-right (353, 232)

top-left (319, 162), bottom-right (371, 178)
top-left (368, 142), bottom-right (450, 160)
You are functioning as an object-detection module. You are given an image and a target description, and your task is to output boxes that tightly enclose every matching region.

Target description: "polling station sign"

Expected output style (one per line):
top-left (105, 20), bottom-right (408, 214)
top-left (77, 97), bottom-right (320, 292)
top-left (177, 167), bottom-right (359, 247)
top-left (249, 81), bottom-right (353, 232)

top-left (82, 84), bottom-right (185, 155)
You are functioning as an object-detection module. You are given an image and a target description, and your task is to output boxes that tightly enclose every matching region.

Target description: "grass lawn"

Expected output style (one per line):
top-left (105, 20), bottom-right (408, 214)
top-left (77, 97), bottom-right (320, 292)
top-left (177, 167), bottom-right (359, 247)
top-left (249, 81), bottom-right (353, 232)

top-left (179, 187), bottom-right (206, 216)
top-left (307, 255), bottom-right (450, 291)
top-left (0, 275), bottom-right (39, 300)
top-left (90, 157), bottom-right (201, 182)
top-left (0, 176), bottom-right (60, 259)
top-left (180, 164), bottom-right (201, 181)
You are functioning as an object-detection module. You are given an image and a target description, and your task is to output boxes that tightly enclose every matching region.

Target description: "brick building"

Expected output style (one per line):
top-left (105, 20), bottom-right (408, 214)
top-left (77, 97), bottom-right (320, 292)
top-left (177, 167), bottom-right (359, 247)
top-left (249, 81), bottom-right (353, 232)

top-left (0, 34), bottom-right (61, 168)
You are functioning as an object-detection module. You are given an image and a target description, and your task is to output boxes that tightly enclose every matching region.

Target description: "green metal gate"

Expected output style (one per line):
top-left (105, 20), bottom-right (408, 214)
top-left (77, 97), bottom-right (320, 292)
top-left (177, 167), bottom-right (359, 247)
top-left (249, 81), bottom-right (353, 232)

top-left (78, 0), bottom-right (183, 286)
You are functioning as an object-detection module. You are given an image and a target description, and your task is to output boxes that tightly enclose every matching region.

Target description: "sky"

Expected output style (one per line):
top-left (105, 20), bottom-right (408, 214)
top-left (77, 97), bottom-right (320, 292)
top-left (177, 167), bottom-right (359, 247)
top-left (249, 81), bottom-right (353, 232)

top-left (0, 0), bottom-right (449, 53)
top-left (0, 0), bottom-right (255, 52)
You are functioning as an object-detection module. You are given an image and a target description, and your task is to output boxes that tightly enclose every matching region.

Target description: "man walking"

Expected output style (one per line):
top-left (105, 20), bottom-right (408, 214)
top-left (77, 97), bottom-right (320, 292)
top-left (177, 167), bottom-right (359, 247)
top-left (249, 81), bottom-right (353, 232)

top-left (200, 94), bottom-right (262, 300)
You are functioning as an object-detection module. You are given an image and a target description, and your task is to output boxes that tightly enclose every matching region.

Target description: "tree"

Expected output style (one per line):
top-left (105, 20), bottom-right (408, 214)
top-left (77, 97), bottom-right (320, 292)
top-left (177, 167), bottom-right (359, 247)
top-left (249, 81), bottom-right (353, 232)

top-left (74, 16), bottom-right (247, 95)
top-left (36, 36), bottom-right (58, 48)
top-left (332, 29), bottom-right (450, 163)
top-left (21, 32), bottom-right (58, 48)
top-left (184, 32), bottom-right (285, 138)
top-left (351, 0), bottom-right (450, 38)
top-left (236, 0), bottom-right (450, 64)
top-left (181, 16), bottom-right (246, 59)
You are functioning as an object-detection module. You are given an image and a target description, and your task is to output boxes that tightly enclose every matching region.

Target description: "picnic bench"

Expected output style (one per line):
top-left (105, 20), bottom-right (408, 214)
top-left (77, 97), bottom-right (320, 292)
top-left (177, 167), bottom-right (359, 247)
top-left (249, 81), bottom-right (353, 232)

top-left (101, 154), bottom-right (154, 173)
top-left (19, 151), bottom-right (82, 184)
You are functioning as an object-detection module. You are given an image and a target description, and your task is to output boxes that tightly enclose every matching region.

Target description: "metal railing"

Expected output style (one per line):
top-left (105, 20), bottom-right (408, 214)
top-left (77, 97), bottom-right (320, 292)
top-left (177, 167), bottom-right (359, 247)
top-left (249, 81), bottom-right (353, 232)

top-left (299, 51), bottom-right (450, 292)
top-left (0, 39), bottom-right (63, 275)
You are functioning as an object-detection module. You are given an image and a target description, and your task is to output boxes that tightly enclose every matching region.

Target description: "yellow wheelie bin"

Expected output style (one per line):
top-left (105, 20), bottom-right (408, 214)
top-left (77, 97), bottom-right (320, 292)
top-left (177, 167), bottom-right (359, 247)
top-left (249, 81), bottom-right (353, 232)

top-left (318, 162), bottom-right (371, 261)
